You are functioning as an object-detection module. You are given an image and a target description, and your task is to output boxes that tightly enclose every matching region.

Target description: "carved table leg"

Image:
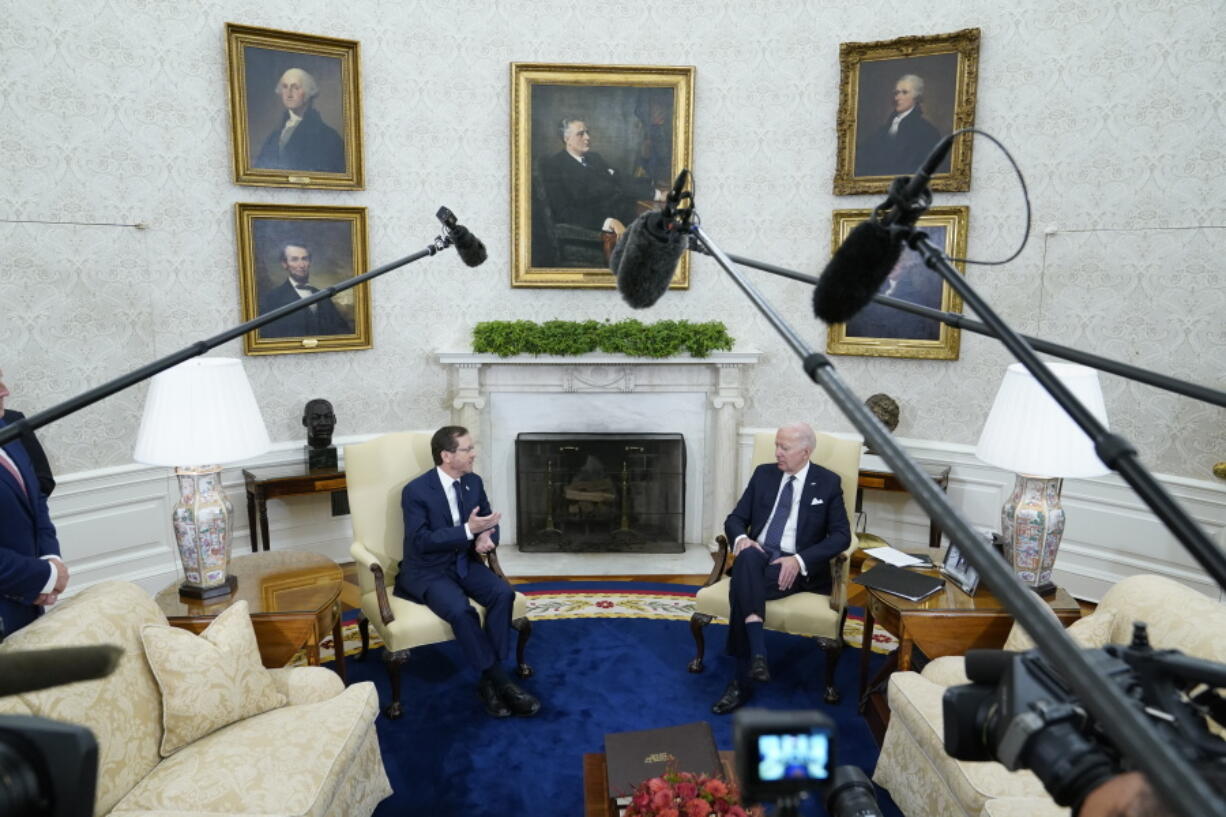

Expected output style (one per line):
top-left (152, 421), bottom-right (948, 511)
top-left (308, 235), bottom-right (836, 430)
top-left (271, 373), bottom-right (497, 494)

top-left (357, 612), bottom-right (369, 660)
top-left (382, 648), bottom-right (410, 719)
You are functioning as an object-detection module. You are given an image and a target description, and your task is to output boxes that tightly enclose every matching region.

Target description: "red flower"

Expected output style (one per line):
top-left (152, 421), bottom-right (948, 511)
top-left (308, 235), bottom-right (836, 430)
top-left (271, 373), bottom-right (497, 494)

top-left (596, 600), bottom-right (614, 608)
top-left (685, 798), bottom-right (713, 817)
top-left (652, 789), bottom-right (675, 810)
top-left (647, 778), bottom-right (669, 793)
top-left (727, 807), bottom-right (748, 817)
top-left (703, 778), bottom-right (729, 798)
top-left (658, 810), bottom-right (680, 817)
top-left (675, 781), bottom-right (698, 799)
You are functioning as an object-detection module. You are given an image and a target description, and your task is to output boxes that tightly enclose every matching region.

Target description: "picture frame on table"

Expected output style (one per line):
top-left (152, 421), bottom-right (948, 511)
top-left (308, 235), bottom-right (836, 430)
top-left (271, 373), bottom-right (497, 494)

top-left (825, 205), bottom-right (969, 360)
top-left (941, 541), bottom-right (981, 596)
top-left (236, 203), bottom-right (371, 356)
top-left (833, 28), bottom-right (980, 195)
top-left (226, 23), bottom-right (364, 189)
top-left (510, 62), bottom-right (695, 288)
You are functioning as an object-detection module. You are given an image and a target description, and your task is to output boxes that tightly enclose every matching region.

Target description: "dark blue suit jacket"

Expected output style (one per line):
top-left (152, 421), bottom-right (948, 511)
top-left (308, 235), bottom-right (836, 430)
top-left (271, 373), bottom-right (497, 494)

top-left (396, 469), bottom-right (499, 601)
top-left (724, 462), bottom-right (850, 595)
top-left (0, 417), bottom-right (60, 637)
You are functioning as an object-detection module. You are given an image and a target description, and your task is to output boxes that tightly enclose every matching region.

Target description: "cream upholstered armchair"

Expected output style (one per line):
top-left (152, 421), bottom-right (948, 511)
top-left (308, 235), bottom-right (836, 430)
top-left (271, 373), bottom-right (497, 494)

top-left (687, 430), bottom-right (861, 703)
top-left (873, 573), bottom-right (1226, 817)
top-left (346, 432), bottom-right (533, 719)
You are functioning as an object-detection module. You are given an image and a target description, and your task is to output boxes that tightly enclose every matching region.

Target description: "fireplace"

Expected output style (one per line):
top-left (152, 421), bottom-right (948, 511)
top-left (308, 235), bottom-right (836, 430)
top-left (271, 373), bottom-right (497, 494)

top-left (515, 432), bottom-right (685, 553)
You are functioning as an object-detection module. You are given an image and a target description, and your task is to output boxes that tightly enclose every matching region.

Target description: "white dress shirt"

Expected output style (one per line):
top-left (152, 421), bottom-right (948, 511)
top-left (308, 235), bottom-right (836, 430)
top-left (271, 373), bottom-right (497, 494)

top-left (736, 462), bottom-right (811, 575)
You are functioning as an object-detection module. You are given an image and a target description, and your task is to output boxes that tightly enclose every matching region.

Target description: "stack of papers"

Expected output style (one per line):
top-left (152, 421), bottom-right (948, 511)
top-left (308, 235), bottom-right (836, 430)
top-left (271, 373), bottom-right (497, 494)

top-left (865, 545), bottom-right (929, 568)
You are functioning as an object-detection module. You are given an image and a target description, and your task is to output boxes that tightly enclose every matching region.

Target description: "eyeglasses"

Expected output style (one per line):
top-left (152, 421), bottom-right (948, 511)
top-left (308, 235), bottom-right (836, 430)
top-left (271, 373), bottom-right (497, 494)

top-left (454, 445), bottom-right (477, 454)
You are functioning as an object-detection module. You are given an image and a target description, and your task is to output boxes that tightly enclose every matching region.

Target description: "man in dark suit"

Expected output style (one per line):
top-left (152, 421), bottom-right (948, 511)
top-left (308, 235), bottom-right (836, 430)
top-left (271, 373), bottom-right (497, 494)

top-left (258, 242), bottom-right (354, 338)
top-left (856, 73), bottom-right (943, 178)
top-left (540, 117), bottom-right (663, 239)
top-left (394, 426), bottom-right (540, 718)
top-left (0, 369), bottom-right (68, 639)
top-left (712, 422), bottom-right (850, 714)
top-left (253, 68), bottom-right (345, 174)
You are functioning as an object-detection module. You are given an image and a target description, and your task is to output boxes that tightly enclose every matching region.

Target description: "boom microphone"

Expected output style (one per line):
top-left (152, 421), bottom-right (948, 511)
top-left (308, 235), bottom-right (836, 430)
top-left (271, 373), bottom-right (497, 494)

top-left (0, 645), bottom-right (123, 697)
top-left (812, 134), bottom-right (955, 324)
top-left (435, 206), bottom-right (487, 267)
top-left (609, 209), bottom-right (686, 309)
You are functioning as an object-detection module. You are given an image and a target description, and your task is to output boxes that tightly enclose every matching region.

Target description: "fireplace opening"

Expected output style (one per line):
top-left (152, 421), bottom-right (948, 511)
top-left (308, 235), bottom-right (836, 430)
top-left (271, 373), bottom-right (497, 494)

top-left (515, 432), bottom-right (685, 553)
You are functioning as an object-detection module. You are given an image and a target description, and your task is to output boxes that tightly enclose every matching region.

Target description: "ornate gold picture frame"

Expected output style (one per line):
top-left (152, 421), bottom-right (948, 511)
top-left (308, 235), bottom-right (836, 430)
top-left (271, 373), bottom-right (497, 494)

top-left (226, 23), bottom-right (364, 189)
top-left (833, 28), bottom-right (980, 195)
top-left (825, 206), bottom-right (969, 360)
top-left (236, 203), bottom-right (371, 355)
top-left (510, 62), bottom-right (695, 288)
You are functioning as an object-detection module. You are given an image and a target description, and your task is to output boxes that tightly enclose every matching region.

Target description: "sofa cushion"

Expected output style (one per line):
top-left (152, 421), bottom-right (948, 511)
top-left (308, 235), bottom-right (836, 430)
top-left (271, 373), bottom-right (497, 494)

top-left (110, 681), bottom-right (385, 817)
top-left (141, 601), bottom-right (286, 756)
top-left (0, 582), bottom-right (167, 815)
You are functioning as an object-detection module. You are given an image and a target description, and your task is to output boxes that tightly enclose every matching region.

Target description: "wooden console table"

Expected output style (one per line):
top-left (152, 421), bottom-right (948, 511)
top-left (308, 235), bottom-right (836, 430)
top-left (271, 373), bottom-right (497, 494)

top-left (242, 464), bottom-right (347, 552)
top-left (856, 462), bottom-right (951, 549)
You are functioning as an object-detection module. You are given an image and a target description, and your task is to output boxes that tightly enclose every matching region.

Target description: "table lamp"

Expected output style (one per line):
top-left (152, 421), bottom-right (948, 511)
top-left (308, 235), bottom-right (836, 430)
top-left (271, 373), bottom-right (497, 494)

top-left (134, 358), bottom-right (270, 599)
top-left (974, 362), bottom-right (1110, 595)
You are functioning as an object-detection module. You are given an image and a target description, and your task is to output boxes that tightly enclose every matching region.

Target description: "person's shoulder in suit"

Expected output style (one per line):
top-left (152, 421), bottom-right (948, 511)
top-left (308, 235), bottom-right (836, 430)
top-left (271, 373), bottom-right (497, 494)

top-left (806, 462), bottom-right (842, 491)
top-left (402, 468), bottom-right (438, 502)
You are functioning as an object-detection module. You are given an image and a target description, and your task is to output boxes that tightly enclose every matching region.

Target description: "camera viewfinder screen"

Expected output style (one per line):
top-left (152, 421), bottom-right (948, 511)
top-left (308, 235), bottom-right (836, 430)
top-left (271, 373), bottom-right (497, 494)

top-left (756, 730), bottom-right (831, 782)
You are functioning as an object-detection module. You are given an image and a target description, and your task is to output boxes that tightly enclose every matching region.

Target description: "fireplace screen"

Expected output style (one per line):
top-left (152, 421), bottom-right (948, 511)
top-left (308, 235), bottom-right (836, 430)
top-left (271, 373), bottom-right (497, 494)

top-left (515, 432), bottom-right (685, 553)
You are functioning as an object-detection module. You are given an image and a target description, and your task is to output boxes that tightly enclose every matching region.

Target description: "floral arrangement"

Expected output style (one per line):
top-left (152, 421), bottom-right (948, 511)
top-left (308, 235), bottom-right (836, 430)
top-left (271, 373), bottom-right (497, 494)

top-left (623, 770), bottom-right (748, 817)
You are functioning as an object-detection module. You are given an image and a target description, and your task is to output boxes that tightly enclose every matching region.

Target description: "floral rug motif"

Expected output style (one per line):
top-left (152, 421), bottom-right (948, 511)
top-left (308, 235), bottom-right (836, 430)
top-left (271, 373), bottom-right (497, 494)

top-left (310, 586), bottom-right (898, 664)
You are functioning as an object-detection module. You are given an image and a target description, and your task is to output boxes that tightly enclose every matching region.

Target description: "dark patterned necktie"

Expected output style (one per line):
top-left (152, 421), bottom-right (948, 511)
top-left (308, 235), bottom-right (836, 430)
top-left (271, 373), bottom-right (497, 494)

top-left (453, 480), bottom-right (468, 577)
top-left (762, 476), bottom-right (795, 553)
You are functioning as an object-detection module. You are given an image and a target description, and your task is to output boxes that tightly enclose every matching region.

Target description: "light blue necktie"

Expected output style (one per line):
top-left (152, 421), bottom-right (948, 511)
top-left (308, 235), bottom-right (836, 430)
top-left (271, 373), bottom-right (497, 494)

top-left (761, 476), bottom-right (795, 554)
top-left (453, 480), bottom-right (468, 578)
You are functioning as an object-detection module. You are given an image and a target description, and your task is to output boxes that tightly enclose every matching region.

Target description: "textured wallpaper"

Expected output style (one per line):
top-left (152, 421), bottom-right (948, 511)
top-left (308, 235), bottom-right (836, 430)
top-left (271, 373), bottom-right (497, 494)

top-left (1, 0), bottom-right (1222, 479)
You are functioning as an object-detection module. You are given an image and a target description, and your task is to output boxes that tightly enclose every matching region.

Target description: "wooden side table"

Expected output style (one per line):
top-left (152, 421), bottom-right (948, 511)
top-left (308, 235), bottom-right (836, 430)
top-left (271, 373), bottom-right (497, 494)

top-left (856, 462), bottom-right (951, 549)
top-left (242, 464), bottom-right (347, 552)
top-left (155, 551), bottom-right (347, 683)
top-left (856, 556), bottom-right (1080, 742)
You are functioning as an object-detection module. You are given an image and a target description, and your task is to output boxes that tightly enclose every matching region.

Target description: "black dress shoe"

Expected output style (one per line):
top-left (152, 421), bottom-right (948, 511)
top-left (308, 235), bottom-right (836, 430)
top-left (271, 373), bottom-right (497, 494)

top-left (711, 680), bottom-right (752, 715)
top-left (750, 654), bottom-right (771, 683)
top-left (478, 678), bottom-right (511, 718)
top-left (497, 681), bottom-right (541, 717)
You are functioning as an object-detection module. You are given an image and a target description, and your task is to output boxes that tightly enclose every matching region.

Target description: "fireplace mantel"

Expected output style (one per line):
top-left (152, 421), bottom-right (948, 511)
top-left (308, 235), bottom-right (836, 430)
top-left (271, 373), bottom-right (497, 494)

top-left (438, 351), bottom-right (762, 544)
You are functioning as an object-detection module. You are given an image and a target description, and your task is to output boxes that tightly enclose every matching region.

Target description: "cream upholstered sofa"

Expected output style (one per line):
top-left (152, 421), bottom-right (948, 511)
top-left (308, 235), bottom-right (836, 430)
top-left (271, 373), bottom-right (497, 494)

top-left (0, 580), bottom-right (391, 817)
top-left (873, 574), bottom-right (1226, 817)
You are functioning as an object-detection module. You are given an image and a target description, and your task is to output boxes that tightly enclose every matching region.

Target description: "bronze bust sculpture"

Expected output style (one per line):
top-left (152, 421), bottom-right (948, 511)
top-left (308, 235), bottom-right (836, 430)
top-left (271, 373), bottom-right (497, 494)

top-left (303, 398), bottom-right (337, 468)
top-left (864, 393), bottom-right (900, 454)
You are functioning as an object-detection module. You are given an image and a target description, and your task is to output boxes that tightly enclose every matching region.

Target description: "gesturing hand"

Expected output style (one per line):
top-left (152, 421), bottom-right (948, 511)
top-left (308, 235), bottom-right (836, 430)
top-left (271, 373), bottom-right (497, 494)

top-left (475, 531), bottom-right (496, 555)
top-left (467, 506), bottom-right (502, 535)
top-left (49, 557), bottom-right (69, 594)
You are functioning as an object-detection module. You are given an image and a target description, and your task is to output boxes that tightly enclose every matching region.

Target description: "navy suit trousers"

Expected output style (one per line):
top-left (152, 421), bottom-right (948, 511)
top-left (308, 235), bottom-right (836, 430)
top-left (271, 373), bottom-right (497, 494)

top-left (403, 559), bottom-right (515, 672)
top-left (726, 546), bottom-right (806, 661)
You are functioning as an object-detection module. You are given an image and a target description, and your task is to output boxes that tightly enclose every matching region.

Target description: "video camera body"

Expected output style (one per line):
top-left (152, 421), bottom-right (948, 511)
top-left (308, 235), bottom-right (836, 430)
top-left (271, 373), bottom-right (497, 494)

top-left (733, 709), bottom-right (883, 817)
top-left (943, 621), bottom-right (1226, 810)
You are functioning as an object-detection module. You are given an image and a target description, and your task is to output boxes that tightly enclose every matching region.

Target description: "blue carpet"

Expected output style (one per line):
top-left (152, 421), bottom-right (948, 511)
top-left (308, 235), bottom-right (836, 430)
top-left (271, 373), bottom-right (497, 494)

top-left (342, 584), bottom-right (903, 817)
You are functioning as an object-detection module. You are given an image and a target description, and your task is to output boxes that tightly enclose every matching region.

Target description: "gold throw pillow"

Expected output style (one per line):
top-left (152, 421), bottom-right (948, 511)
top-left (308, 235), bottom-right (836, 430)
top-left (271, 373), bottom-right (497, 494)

top-left (141, 600), bottom-right (287, 756)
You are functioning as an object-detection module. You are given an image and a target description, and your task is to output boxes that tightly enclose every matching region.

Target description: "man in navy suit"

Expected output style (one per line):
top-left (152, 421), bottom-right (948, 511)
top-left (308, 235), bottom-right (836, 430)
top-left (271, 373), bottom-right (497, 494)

top-left (394, 426), bottom-right (540, 718)
top-left (258, 242), bottom-right (354, 339)
top-left (0, 369), bottom-right (68, 639)
top-left (712, 422), bottom-right (850, 714)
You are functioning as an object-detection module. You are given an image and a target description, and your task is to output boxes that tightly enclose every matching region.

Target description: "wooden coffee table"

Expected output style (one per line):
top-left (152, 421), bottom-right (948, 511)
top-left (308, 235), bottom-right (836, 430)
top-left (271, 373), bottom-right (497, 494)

top-left (583, 751), bottom-right (763, 817)
top-left (155, 550), bottom-right (346, 682)
top-left (856, 552), bottom-right (1080, 742)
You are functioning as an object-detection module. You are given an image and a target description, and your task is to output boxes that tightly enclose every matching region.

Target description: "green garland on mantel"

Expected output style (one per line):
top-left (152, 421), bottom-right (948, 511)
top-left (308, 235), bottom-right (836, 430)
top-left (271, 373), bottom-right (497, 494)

top-left (472, 319), bottom-right (734, 359)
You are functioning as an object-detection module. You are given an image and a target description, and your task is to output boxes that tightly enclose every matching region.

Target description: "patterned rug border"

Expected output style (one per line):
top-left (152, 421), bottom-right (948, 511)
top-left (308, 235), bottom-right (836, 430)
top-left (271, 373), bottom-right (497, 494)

top-left (316, 587), bottom-right (899, 663)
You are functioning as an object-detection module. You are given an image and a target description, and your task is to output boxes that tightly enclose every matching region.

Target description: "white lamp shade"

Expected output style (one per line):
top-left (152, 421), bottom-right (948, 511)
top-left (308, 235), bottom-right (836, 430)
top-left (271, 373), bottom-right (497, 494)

top-left (133, 358), bottom-right (270, 466)
top-left (975, 362), bottom-right (1111, 479)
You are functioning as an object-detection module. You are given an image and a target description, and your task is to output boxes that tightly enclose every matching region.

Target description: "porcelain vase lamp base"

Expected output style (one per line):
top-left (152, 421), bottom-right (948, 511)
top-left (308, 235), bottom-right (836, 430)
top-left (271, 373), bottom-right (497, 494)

top-left (172, 465), bottom-right (237, 599)
top-left (1000, 473), bottom-right (1063, 597)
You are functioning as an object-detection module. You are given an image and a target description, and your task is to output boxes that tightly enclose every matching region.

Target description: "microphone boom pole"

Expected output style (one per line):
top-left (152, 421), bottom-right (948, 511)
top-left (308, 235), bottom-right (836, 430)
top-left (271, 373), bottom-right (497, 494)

top-left (689, 222), bottom-right (1226, 817)
top-left (0, 224), bottom-right (464, 449)
top-left (686, 241), bottom-right (1226, 408)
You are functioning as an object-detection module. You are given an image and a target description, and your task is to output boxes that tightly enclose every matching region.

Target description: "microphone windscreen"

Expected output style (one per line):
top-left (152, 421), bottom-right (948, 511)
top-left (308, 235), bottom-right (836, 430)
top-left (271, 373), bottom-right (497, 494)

top-left (450, 225), bottom-right (487, 268)
top-left (611, 211), bottom-right (685, 309)
top-left (812, 219), bottom-right (904, 324)
top-left (964, 649), bottom-right (1013, 684)
top-left (0, 645), bottom-right (123, 697)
